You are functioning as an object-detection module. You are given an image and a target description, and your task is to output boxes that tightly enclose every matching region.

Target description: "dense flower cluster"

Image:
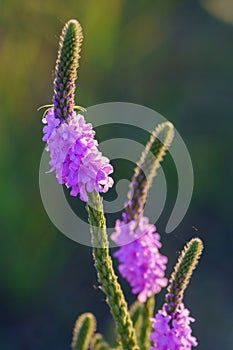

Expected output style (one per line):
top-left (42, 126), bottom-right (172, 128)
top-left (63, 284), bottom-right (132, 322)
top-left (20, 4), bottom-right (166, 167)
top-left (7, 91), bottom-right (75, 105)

top-left (150, 303), bottom-right (198, 350)
top-left (111, 216), bottom-right (168, 302)
top-left (42, 108), bottom-right (114, 201)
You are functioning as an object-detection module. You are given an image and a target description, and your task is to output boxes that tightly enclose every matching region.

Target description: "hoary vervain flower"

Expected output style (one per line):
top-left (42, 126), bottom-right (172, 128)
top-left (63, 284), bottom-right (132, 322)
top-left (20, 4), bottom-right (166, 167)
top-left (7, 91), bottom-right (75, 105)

top-left (43, 108), bottom-right (114, 201)
top-left (111, 122), bottom-right (173, 303)
top-left (42, 20), bottom-right (114, 201)
top-left (150, 303), bottom-right (197, 350)
top-left (42, 19), bottom-right (137, 348)
top-left (111, 216), bottom-right (168, 302)
top-left (150, 238), bottom-right (203, 349)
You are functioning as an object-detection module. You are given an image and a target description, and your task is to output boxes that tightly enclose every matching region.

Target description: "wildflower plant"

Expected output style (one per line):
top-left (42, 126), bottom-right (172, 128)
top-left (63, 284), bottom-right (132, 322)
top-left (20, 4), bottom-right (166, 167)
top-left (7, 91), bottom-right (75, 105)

top-left (41, 19), bottom-right (204, 350)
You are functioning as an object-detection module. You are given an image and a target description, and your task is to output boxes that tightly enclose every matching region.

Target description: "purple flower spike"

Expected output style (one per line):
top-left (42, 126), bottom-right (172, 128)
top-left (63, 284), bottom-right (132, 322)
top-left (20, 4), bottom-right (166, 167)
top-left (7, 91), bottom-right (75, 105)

top-left (150, 303), bottom-right (198, 350)
top-left (43, 108), bottom-right (114, 202)
top-left (111, 216), bottom-right (168, 302)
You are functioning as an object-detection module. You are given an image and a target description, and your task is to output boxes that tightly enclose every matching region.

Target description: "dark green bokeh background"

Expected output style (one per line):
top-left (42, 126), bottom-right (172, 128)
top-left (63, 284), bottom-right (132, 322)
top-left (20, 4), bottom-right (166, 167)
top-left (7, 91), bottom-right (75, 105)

top-left (1, 1), bottom-right (233, 349)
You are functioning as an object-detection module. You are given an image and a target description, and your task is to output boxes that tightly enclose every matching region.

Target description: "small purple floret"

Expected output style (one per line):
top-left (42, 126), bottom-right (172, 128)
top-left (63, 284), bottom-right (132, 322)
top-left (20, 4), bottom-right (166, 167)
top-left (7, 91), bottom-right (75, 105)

top-left (42, 108), bottom-right (61, 141)
top-left (42, 108), bottom-right (114, 201)
top-left (111, 216), bottom-right (168, 302)
top-left (150, 303), bottom-right (198, 350)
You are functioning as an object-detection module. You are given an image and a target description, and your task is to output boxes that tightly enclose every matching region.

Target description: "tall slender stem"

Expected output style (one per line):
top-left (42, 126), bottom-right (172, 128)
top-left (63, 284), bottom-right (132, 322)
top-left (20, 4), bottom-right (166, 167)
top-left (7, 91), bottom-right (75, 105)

top-left (139, 295), bottom-right (155, 350)
top-left (87, 191), bottom-right (139, 350)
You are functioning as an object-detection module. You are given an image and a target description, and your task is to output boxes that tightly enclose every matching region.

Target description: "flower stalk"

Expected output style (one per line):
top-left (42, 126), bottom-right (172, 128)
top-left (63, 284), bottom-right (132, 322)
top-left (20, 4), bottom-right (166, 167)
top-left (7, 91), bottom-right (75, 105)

top-left (87, 191), bottom-right (139, 350)
top-left (139, 295), bottom-right (155, 350)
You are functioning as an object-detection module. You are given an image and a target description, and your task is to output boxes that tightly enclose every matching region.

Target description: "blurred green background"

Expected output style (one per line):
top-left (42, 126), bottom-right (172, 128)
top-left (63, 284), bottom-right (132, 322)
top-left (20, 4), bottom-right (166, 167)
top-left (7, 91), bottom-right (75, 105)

top-left (1, 0), bottom-right (233, 349)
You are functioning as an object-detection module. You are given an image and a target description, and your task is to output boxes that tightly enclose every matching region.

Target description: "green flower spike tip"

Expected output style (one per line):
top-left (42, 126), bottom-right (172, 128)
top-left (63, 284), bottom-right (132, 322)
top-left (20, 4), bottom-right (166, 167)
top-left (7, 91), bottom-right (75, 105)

top-left (166, 238), bottom-right (204, 316)
top-left (53, 19), bottom-right (83, 120)
top-left (72, 312), bottom-right (96, 350)
top-left (124, 121), bottom-right (174, 222)
top-left (90, 333), bottom-right (110, 350)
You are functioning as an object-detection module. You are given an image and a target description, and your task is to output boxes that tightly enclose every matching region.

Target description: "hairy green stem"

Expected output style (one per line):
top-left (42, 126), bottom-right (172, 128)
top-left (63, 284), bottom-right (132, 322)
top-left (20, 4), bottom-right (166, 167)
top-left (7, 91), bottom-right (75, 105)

top-left (139, 295), bottom-right (155, 350)
top-left (129, 301), bottom-right (143, 342)
top-left (87, 191), bottom-right (139, 350)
